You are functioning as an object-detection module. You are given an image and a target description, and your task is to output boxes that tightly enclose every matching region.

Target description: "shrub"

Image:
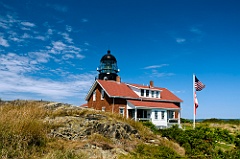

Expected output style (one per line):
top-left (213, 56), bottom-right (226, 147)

top-left (181, 118), bottom-right (192, 123)
top-left (202, 118), bottom-right (223, 123)
top-left (142, 121), bottom-right (159, 134)
top-left (159, 125), bottom-right (239, 158)
top-left (119, 144), bottom-right (181, 159)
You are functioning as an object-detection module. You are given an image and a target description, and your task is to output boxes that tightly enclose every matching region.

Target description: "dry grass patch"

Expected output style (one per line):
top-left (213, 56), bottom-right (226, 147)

top-left (209, 123), bottom-right (240, 134)
top-left (88, 133), bottom-right (115, 150)
top-left (0, 100), bottom-right (50, 158)
top-left (46, 106), bottom-right (83, 118)
top-left (159, 137), bottom-right (185, 156)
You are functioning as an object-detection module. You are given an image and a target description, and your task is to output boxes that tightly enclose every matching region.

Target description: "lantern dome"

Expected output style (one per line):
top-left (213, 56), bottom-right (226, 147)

top-left (100, 50), bottom-right (117, 62)
top-left (97, 50), bottom-right (119, 81)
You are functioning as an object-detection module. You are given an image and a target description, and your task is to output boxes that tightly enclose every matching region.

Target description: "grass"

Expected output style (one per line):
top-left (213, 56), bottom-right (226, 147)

top-left (119, 144), bottom-right (184, 159)
top-left (215, 142), bottom-right (235, 151)
top-left (42, 149), bottom-right (87, 159)
top-left (0, 100), bottom-right (50, 158)
top-left (5, 100), bottom-right (233, 158)
top-left (88, 133), bottom-right (115, 150)
top-left (0, 100), bottom-right (89, 158)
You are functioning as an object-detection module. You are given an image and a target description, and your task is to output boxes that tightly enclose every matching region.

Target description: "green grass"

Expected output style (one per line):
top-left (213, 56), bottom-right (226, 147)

top-left (119, 144), bottom-right (184, 159)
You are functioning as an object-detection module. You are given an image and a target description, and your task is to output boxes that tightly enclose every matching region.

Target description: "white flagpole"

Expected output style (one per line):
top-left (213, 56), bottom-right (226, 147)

top-left (193, 74), bottom-right (196, 129)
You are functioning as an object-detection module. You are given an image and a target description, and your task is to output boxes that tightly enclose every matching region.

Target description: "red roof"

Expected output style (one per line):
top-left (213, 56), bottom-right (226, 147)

top-left (128, 100), bottom-right (180, 109)
top-left (158, 88), bottom-right (183, 102)
top-left (95, 80), bottom-right (182, 102)
top-left (97, 80), bottom-right (139, 98)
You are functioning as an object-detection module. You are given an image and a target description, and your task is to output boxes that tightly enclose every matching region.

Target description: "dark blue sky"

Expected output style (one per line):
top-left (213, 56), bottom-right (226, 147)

top-left (0, 0), bottom-right (239, 119)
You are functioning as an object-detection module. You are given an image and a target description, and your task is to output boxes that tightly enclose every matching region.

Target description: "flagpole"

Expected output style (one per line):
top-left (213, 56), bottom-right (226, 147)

top-left (193, 74), bottom-right (196, 129)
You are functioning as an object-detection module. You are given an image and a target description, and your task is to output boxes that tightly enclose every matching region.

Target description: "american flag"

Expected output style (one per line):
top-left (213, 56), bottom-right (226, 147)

top-left (195, 76), bottom-right (205, 91)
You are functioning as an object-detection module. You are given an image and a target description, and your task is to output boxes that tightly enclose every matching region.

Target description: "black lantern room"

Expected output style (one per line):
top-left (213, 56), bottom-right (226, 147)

top-left (97, 50), bottom-right (119, 81)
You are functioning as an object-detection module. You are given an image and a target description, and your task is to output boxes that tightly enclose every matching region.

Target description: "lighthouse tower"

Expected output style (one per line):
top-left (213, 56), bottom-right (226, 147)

top-left (97, 50), bottom-right (119, 81)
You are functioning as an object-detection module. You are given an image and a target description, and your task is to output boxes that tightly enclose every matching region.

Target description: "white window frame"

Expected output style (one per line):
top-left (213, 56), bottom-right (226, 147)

top-left (171, 111), bottom-right (175, 119)
top-left (151, 91), bottom-right (154, 98)
top-left (101, 89), bottom-right (104, 100)
top-left (156, 91), bottom-right (160, 98)
top-left (161, 111), bottom-right (165, 120)
top-left (93, 90), bottom-right (96, 101)
top-left (146, 90), bottom-right (149, 97)
top-left (154, 111), bottom-right (158, 120)
top-left (119, 107), bottom-right (125, 116)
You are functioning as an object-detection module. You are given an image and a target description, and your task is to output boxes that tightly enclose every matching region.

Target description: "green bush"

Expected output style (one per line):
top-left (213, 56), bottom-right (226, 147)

top-left (159, 125), bottom-right (238, 158)
top-left (142, 121), bottom-right (159, 134)
top-left (120, 144), bottom-right (181, 159)
top-left (181, 118), bottom-right (192, 123)
top-left (202, 118), bottom-right (223, 123)
top-left (202, 118), bottom-right (240, 125)
top-left (235, 134), bottom-right (240, 148)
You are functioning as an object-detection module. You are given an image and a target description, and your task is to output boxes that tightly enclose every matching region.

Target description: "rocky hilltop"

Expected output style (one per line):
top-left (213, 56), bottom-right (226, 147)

top-left (0, 100), bottom-right (184, 159)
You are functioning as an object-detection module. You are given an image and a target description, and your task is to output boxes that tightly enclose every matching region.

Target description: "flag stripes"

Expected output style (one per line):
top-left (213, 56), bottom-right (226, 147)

top-left (195, 76), bottom-right (205, 91)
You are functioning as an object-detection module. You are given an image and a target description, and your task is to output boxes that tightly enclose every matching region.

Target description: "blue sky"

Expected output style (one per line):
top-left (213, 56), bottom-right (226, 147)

top-left (0, 0), bottom-right (239, 119)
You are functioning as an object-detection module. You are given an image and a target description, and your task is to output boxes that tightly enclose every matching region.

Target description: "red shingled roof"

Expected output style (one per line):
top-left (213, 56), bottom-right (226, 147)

top-left (159, 88), bottom-right (183, 102)
top-left (96, 80), bottom-right (182, 102)
top-left (128, 100), bottom-right (180, 109)
top-left (97, 80), bottom-right (139, 98)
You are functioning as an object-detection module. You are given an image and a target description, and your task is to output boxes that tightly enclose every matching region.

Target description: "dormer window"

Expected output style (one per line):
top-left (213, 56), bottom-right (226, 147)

top-left (156, 91), bottom-right (160, 98)
top-left (146, 90), bottom-right (149, 97)
top-left (139, 88), bottom-right (161, 98)
top-left (151, 91), bottom-right (154, 98)
top-left (141, 89), bottom-right (144, 96)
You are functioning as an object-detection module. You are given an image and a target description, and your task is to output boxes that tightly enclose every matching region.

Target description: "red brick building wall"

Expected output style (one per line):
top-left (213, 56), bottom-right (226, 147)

top-left (87, 84), bottom-right (127, 117)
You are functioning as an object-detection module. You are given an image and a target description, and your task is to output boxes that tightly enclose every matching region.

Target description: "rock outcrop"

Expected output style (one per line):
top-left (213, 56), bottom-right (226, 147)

top-left (43, 102), bottom-right (142, 158)
top-left (44, 103), bottom-right (140, 141)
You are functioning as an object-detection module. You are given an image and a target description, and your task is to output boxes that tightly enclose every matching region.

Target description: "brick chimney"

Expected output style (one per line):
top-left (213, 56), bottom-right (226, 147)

top-left (116, 76), bottom-right (121, 83)
top-left (150, 80), bottom-right (154, 87)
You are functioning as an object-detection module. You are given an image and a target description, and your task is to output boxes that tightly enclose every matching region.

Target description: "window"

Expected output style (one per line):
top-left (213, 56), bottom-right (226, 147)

top-left (119, 108), bottom-right (124, 116)
top-left (161, 111), bottom-right (165, 120)
top-left (170, 111), bottom-right (175, 118)
top-left (156, 91), bottom-right (159, 98)
top-left (93, 90), bottom-right (96, 101)
top-left (151, 91), bottom-right (154, 98)
top-left (141, 89), bottom-right (144, 96)
top-left (101, 89), bottom-right (104, 100)
top-left (155, 111), bottom-right (158, 119)
top-left (102, 107), bottom-right (105, 112)
top-left (146, 90), bottom-right (149, 97)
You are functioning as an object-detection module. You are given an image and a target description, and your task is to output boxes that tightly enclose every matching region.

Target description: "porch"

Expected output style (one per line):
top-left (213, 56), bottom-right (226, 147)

top-left (127, 108), bottom-right (181, 128)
